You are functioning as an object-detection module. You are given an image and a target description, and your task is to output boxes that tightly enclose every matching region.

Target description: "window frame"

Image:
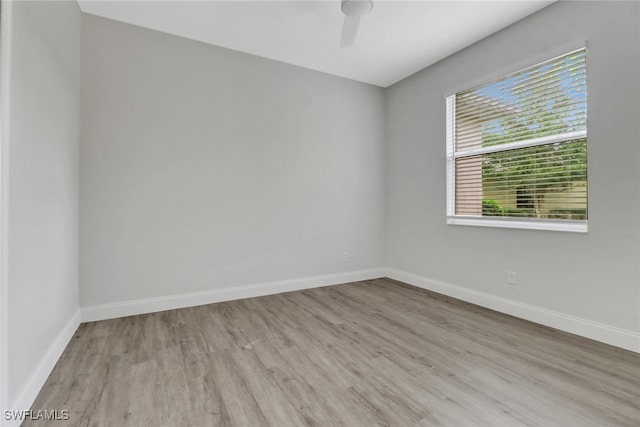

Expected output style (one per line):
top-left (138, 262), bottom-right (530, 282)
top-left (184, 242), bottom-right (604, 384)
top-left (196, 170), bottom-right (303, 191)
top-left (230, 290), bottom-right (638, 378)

top-left (445, 49), bottom-right (588, 233)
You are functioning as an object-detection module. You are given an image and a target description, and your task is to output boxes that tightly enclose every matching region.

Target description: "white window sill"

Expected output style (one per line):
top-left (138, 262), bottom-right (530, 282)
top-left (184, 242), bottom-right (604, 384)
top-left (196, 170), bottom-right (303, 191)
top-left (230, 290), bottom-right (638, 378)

top-left (447, 216), bottom-right (588, 233)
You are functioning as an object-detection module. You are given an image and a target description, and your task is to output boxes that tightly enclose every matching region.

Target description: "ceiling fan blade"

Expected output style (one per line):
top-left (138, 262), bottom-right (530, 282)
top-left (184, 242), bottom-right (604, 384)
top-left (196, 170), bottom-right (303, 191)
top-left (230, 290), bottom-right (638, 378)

top-left (340, 15), bottom-right (360, 47)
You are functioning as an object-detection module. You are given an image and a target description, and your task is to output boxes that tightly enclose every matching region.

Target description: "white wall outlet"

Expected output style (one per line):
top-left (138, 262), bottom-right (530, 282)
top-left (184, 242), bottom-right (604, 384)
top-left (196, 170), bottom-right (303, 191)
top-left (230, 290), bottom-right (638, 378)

top-left (508, 271), bottom-right (517, 285)
top-left (342, 251), bottom-right (349, 262)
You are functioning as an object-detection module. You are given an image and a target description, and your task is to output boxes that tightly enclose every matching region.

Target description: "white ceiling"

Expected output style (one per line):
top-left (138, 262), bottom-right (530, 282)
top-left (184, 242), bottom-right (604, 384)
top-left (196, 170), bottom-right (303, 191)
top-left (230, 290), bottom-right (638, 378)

top-left (78, 0), bottom-right (555, 87)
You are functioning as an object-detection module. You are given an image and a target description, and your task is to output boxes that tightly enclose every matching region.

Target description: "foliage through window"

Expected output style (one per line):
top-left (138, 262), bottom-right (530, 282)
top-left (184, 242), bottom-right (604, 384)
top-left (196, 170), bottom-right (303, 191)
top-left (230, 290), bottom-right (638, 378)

top-left (446, 49), bottom-right (587, 231)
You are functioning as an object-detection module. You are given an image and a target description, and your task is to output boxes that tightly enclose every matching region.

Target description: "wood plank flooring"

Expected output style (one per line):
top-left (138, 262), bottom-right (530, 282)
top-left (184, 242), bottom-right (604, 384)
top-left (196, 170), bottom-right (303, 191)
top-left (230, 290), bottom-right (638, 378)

top-left (27, 278), bottom-right (640, 426)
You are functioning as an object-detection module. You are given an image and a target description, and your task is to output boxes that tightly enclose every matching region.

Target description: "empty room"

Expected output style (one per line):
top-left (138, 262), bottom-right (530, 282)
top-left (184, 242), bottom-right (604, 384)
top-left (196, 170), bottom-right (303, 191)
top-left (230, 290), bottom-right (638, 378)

top-left (0, 0), bottom-right (639, 426)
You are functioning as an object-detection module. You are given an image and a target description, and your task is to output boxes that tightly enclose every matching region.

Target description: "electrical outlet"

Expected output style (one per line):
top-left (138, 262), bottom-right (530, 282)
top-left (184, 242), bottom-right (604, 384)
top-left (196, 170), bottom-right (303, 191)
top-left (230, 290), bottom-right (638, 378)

top-left (508, 271), bottom-right (517, 285)
top-left (342, 251), bottom-right (349, 262)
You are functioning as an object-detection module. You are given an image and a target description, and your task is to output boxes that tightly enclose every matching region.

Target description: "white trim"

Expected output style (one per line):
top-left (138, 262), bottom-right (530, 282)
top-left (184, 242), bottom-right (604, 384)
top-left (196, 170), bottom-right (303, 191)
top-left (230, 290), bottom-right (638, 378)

top-left (445, 95), bottom-right (456, 217)
top-left (4, 311), bottom-right (80, 426)
top-left (383, 268), bottom-right (640, 354)
top-left (447, 216), bottom-right (588, 233)
top-left (453, 130), bottom-right (587, 158)
top-left (0, 1), bottom-right (13, 420)
top-left (81, 269), bottom-right (385, 322)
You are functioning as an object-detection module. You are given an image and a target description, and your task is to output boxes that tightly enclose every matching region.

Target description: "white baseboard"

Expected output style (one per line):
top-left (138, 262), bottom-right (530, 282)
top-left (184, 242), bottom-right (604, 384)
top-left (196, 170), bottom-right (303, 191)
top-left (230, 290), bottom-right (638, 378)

top-left (3, 310), bottom-right (81, 427)
top-left (78, 266), bottom-right (639, 351)
top-left (81, 268), bottom-right (385, 323)
top-left (384, 268), bottom-right (640, 353)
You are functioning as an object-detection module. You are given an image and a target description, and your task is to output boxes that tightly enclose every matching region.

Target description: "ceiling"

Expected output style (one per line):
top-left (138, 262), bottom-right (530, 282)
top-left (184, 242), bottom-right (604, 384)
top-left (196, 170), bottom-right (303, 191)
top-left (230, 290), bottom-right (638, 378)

top-left (78, 0), bottom-right (555, 87)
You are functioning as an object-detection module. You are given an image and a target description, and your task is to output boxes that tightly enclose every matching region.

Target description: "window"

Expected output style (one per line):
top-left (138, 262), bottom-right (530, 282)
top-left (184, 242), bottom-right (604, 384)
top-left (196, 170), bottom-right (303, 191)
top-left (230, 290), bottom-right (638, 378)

top-left (446, 48), bottom-right (587, 232)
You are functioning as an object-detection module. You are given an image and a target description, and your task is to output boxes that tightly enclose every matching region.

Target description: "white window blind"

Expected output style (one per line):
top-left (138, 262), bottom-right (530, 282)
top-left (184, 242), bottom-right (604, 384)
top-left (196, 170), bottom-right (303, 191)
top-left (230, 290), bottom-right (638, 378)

top-left (446, 49), bottom-right (588, 232)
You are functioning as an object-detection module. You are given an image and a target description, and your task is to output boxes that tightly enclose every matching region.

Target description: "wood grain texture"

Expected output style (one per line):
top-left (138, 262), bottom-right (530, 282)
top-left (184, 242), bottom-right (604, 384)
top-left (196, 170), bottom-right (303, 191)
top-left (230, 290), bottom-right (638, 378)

top-left (27, 278), bottom-right (640, 426)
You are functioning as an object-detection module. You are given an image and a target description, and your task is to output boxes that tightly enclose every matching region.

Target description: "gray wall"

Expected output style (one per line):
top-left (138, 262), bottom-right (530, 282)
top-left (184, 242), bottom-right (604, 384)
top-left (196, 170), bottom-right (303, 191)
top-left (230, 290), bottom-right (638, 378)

top-left (385, 1), bottom-right (640, 332)
top-left (5, 1), bottom-right (81, 405)
top-left (80, 15), bottom-right (385, 306)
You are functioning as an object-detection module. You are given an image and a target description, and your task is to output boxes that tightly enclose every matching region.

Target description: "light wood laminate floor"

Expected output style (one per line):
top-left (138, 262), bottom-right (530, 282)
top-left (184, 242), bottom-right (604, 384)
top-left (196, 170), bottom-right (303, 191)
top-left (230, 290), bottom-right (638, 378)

top-left (28, 278), bottom-right (640, 426)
